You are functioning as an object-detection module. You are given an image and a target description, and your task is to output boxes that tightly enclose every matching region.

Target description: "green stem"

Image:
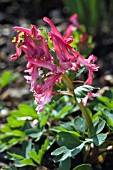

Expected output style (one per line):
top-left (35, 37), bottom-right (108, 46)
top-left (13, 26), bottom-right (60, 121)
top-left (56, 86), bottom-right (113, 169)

top-left (62, 73), bottom-right (75, 91)
top-left (62, 73), bottom-right (92, 126)
top-left (77, 102), bottom-right (92, 126)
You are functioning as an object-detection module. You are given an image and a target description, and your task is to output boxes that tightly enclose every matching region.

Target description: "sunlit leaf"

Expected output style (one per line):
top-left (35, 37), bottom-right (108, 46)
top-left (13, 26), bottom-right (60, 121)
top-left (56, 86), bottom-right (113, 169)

top-left (20, 158), bottom-right (36, 166)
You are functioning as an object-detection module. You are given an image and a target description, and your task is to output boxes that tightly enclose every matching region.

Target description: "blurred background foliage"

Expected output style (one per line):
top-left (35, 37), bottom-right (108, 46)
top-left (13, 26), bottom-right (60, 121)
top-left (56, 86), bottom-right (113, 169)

top-left (63, 0), bottom-right (113, 34)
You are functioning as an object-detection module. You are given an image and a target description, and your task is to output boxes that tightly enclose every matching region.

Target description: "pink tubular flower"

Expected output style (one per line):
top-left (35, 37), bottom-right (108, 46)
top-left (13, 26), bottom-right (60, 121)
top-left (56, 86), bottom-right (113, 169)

top-left (34, 73), bottom-right (62, 112)
top-left (80, 33), bottom-right (88, 43)
top-left (82, 91), bottom-right (99, 106)
top-left (64, 13), bottom-right (80, 38)
top-left (77, 54), bottom-right (99, 85)
top-left (10, 32), bottom-right (22, 60)
top-left (37, 35), bottom-right (52, 60)
top-left (24, 65), bottom-right (39, 92)
top-left (49, 32), bottom-right (81, 73)
top-left (49, 33), bottom-right (76, 62)
top-left (69, 14), bottom-right (80, 28)
top-left (43, 17), bottom-right (63, 40)
top-left (43, 17), bottom-right (74, 45)
top-left (25, 56), bottom-right (57, 73)
top-left (13, 25), bottom-right (38, 39)
top-left (64, 24), bottom-right (76, 38)
top-left (84, 55), bottom-right (99, 85)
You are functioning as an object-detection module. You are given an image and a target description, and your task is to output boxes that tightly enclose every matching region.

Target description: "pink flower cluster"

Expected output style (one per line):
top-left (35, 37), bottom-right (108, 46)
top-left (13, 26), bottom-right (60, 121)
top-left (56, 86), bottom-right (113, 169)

top-left (64, 14), bottom-right (92, 54)
top-left (10, 15), bottom-right (99, 112)
top-left (64, 14), bottom-right (80, 38)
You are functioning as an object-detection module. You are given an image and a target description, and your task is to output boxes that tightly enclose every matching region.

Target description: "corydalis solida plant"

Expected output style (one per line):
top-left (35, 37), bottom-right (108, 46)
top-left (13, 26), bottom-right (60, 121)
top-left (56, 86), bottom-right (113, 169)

top-left (10, 15), bottom-right (99, 114)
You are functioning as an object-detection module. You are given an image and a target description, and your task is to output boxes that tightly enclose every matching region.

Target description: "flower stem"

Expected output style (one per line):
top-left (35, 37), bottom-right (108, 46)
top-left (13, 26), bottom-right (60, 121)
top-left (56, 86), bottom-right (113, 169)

top-left (62, 73), bottom-right (75, 91)
top-left (77, 101), bottom-right (92, 126)
top-left (62, 73), bottom-right (92, 126)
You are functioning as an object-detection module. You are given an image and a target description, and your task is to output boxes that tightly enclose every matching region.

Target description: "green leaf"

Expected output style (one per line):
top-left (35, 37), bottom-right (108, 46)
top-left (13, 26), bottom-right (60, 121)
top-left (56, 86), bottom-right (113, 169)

top-left (88, 119), bottom-right (105, 137)
top-left (24, 140), bottom-right (32, 159)
top-left (8, 138), bottom-right (24, 145)
top-left (60, 122), bottom-right (75, 131)
top-left (7, 152), bottom-right (24, 160)
top-left (57, 105), bottom-right (71, 119)
top-left (75, 67), bottom-right (85, 77)
top-left (74, 85), bottom-right (99, 102)
top-left (11, 130), bottom-right (26, 138)
top-left (36, 138), bottom-right (49, 165)
top-left (74, 117), bottom-right (86, 134)
top-left (58, 150), bottom-right (72, 162)
top-left (94, 103), bottom-right (108, 112)
top-left (88, 119), bottom-right (107, 146)
top-left (97, 96), bottom-right (113, 109)
top-left (25, 128), bottom-right (45, 140)
top-left (9, 110), bottom-right (22, 117)
top-left (103, 110), bottom-right (113, 127)
top-left (52, 146), bottom-right (71, 162)
top-left (96, 120), bottom-right (106, 134)
top-left (39, 114), bottom-right (48, 128)
top-left (59, 157), bottom-right (71, 170)
top-left (52, 143), bottom-right (84, 164)
top-left (7, 116), bottom-right (25, 128)
top-left (18, 104), bottom-right (38, 119)
top-left (0, 70), bottom-right (12, 88)
top-left (71, 143), bottom-right (85, 157)
top-left (73, 164), bottom-right (92, 170)
top-left (53, 154), bottom-right (63, 163)
top-left (57, 132), bottom-right (80, 149)
top-left (22, 119), bottom-right (31, 130)
top-left (0, 71), bottom-right (20, 89)
top-left (53, 126), bottom-right (80, 137)
top-left (0, 143), bottom-right (9, 152)
top-left (20, 158), bottom-right (36, 166)
top-left (51, 146), bottom-right (68, 156)
top-left (1, 124), bottom-right (12, 132)
top-left (29, 151), bottom-right (40, 164)
top-left (93, 133), bottom-right (107, 146)
top-left (107, 114), bottom-right (113, 127)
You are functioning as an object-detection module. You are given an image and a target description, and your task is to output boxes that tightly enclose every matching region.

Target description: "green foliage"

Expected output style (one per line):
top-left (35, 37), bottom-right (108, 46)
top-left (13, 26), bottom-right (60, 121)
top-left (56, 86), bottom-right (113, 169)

top-left (6, 138), bottom-right (50, 167)
top-left (52, 143), bottom-right (85, 162)
top-left (51, 117), bottom-right (87, 168)
top-left (45, 95), bottom-right (75, 119)
top-left (28, 138), bottom-right (49, 165)
top-left (73, 164), bottom-right (92, 170)
top-left (2, 86), bottom-right (112, 169)
top-left (50, 88), bottom-right (113, 169)
top-left (74, 85), bottom-right (99, 103)
top-left (59, 157), bottom-right (71, 170)
top-left (88, 119), bottom-right (107, 146)
top-left (1, 86), bottom-right (113, 169)
top-left (0, 70), bottom-right (20, 89)
top-left (16, 104), bottom-right (38, 119)
top-left (0, 94), bottom-right (76, 169)
top-left (74, 117), bottom-right (86, 134)
top-left (94, 88), bottom-right (113, 129)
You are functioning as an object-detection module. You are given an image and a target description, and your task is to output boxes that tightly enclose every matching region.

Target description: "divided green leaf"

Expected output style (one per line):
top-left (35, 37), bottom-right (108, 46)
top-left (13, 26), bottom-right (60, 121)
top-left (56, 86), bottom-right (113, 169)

top-left (74, 85), bottom-right (99, 102)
